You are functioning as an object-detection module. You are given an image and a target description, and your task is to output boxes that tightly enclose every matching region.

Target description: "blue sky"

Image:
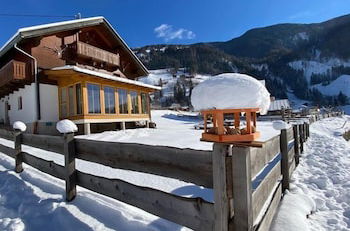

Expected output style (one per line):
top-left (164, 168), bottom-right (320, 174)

top-left (1, 0), bottom-right (350, 48)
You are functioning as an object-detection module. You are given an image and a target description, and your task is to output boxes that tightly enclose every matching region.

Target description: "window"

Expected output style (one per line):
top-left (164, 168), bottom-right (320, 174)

top-left (68, 86), bottom-right (74, 116)
top-left (87, 83), bottom-right (101, 114)
top-left (130, 91), bottom-right (139, 114)
top-left (118, 89), bottom-right (128, 114)
top-left (141, 93), bottom-right (148, 114)
top-left (104, 86), bottom-right (116, 114)
top-left (60, 87), bottom-right (68, 118)
top-left (18, 97), bottom-right (22, 110)
top-left (76, 84), bottom-right (82, 114)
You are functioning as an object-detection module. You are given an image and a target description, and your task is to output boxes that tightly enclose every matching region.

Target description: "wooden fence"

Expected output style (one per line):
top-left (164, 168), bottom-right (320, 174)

top-left (0, 111), bottom-right (343, 230)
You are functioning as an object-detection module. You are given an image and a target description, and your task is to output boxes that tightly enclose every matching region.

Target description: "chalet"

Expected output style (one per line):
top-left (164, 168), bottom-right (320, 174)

top-left (267, 99), bottom-right (291, 116)
top-left (0, 17), bottom-right (160, 135)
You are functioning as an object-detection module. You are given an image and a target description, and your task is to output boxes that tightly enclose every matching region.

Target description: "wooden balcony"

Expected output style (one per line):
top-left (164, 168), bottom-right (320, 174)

top-left (70, 41), bottom-right (120, 67)
top-left (0, 60), bottom-right (27, 88)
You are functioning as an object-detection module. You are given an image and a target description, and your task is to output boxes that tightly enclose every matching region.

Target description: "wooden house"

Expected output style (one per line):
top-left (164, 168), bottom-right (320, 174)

top-left (0, 17), bottom-right (160, 134)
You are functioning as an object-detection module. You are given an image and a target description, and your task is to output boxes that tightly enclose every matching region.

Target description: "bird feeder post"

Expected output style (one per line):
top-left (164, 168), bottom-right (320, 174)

top-left (234, 113), bottom-right (240, 128)
top-left (217, 112), bottom-right (225, 135)
top-left (246, 112), bottom-right (252, 134)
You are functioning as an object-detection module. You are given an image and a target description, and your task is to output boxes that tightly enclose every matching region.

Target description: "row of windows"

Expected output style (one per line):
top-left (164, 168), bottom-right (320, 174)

top-left (60, 83), bottom-right (149, 118)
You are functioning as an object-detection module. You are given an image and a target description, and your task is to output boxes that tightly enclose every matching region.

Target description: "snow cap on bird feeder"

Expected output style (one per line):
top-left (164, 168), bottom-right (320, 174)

top-left (191, 73), bottom-right (271, 143)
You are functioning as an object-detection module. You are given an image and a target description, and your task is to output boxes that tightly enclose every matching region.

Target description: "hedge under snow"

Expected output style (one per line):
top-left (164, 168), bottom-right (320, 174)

top-left (13, 121), bottom-right (27, 132)
top-left (56, 119), bottom-right (78, 133)
top-left (191, 73), bottom-right (271, 114)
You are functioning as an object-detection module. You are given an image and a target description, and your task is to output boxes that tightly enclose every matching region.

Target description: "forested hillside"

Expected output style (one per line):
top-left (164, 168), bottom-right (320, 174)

top-left (134, 14), bottom-right (350, 106)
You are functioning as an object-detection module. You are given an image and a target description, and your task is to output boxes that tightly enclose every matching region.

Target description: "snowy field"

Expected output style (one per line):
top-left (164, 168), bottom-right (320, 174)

top-left (0, 111), bottom-right (348, 230)
top-left (78, 110), bottom-right (280, 150)
top-left (313, 75), bottom-right (350, 98)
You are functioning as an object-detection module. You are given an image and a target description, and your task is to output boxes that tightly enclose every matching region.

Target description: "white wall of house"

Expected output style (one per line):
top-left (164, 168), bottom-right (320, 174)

top-left (39, 84), bottom-right (59, 122)
top-left (7, 83), bottom-right (36, 124)
top-left (0, 83), bottom-right (59, 125)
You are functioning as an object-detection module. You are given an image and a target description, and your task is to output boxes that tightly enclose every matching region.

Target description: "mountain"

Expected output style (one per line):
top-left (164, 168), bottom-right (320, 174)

top-left (134, 14), bottom-right (350, 106)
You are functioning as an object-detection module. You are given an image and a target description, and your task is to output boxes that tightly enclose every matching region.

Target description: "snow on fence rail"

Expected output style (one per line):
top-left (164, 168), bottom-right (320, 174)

top-left (0, 111), bottom-right (342, 231)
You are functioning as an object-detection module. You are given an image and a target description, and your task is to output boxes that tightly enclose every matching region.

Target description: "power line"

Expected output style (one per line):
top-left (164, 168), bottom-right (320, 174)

top-left (0, 13), bottom-right (77, 19)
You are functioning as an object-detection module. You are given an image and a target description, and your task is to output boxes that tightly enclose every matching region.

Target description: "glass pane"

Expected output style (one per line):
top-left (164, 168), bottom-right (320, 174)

top-left (60, 87), bottom-right (67, 117)
top-left (68, 86), bottom-right (74, 116)
top-left (118, 89), bottom-right (128, 114)
top-left (87, 84), bottom-right (101, 114)
top-left (141, 93), bottom-right (148, 114)
top-left (130, 91), bottom-right (139, 114)
top-left (104, 86), bottom-right (116, 114)
top-left (76, 84), bottom-right (82, 114)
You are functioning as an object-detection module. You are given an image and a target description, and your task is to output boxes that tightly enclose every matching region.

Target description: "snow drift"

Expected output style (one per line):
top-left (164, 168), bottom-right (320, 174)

top-left (191, 73), bottom-right (271, 114)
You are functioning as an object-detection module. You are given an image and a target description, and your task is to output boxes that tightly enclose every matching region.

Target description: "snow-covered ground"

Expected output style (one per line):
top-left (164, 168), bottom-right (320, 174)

top-left (78, 110), bottom-right (280, 149)
top-left (288, 58), bottom-right (350, 83)
top-left (139, 69), bottom-right (212, 99)
top-left (341, 105), bottom-right (350, 115)
top-left (286, 91), bottom-right (312, 110)
top-left (313, 75), bottom-right (350, 97)
top-left (0, 111), bottom-right (348, 230)
top-left (272, 115), bottom-right (350, 231)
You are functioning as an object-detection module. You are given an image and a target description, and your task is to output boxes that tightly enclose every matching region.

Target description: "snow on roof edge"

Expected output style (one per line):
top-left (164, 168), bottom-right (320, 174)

top-left (51, 66), bottom-right (160, 90)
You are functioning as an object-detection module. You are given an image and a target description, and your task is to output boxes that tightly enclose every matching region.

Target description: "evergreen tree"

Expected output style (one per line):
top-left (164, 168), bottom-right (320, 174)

top-left (337, 91), bottom-right (348, 105)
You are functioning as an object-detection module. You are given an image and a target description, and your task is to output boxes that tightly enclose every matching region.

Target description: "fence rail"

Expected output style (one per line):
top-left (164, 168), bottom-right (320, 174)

top-left (75, 139), bottom-right (213, 188)
top-left (0, 111), bottom-right (343, 230)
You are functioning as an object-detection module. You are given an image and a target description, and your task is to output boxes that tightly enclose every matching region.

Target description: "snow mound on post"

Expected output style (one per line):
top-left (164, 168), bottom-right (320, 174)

top-left (56, 120), bottom-right (78, 133)
top-left (191, 73), bottom-right (271, 114)
top-left (13, 121), bottom-right (27, 132)
top-left (272, 120), bottom-right (291, 130)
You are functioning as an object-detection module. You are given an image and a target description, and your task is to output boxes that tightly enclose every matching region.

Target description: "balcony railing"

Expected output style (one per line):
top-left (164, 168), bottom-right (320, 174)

top-left (0, 60), bottom-right (27, 87)
top-left (70, 41), bottom-right (120, 67)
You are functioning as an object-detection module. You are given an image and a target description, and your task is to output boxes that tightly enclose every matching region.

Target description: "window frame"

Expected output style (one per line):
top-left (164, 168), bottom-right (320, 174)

top-left (87, 82), bottom-right (102, 114)
top-left (130, 90), bottom-right (139, 114)
top-left (140, 92), bottom-right (149, 114)
top-left (59, 87), bottom-right (68, 118)
top-left (18, 96), bottom-right (23, 110)
top-left (118, 88), bottom-right (129, 114)
top-left (103, 85), bottom-right (116, 114)
top-left (75, 83), bottom-right (83, 115)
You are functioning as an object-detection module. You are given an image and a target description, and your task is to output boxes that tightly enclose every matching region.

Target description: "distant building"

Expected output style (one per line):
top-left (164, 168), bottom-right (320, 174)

top-left (267, 99), bottom-right (291, 115)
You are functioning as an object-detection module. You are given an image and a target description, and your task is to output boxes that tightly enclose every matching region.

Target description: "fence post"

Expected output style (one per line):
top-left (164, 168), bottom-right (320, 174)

top-left (298, 124), bottom-right (304, 153)
top-left (212, 143), bottom-right (233, 231)
top-left (293, 125), bottom-right (300, 166)
top-left (63, 132), bottom-right (77, 201)
top-left (231, 146), bottom-right (253, 231)
top-left (13, 131), bottom-right (23, 173)
top-left (280, 129), bottom-right (289, 191)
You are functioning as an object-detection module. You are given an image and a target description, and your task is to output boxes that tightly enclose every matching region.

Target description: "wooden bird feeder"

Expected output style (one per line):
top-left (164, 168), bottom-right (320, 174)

top-left (200, 108), bottom-right (260, 143)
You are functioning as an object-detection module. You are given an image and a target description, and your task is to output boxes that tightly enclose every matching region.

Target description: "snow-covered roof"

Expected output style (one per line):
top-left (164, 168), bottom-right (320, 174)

top-left (50, 66), bottom-right (161, 90)
top-left (268, 99), bottom-right (291, 111)
top-left (0, 16), bottom-right (149, 76)
top-left (191, 73), bottom-right (271, 114)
